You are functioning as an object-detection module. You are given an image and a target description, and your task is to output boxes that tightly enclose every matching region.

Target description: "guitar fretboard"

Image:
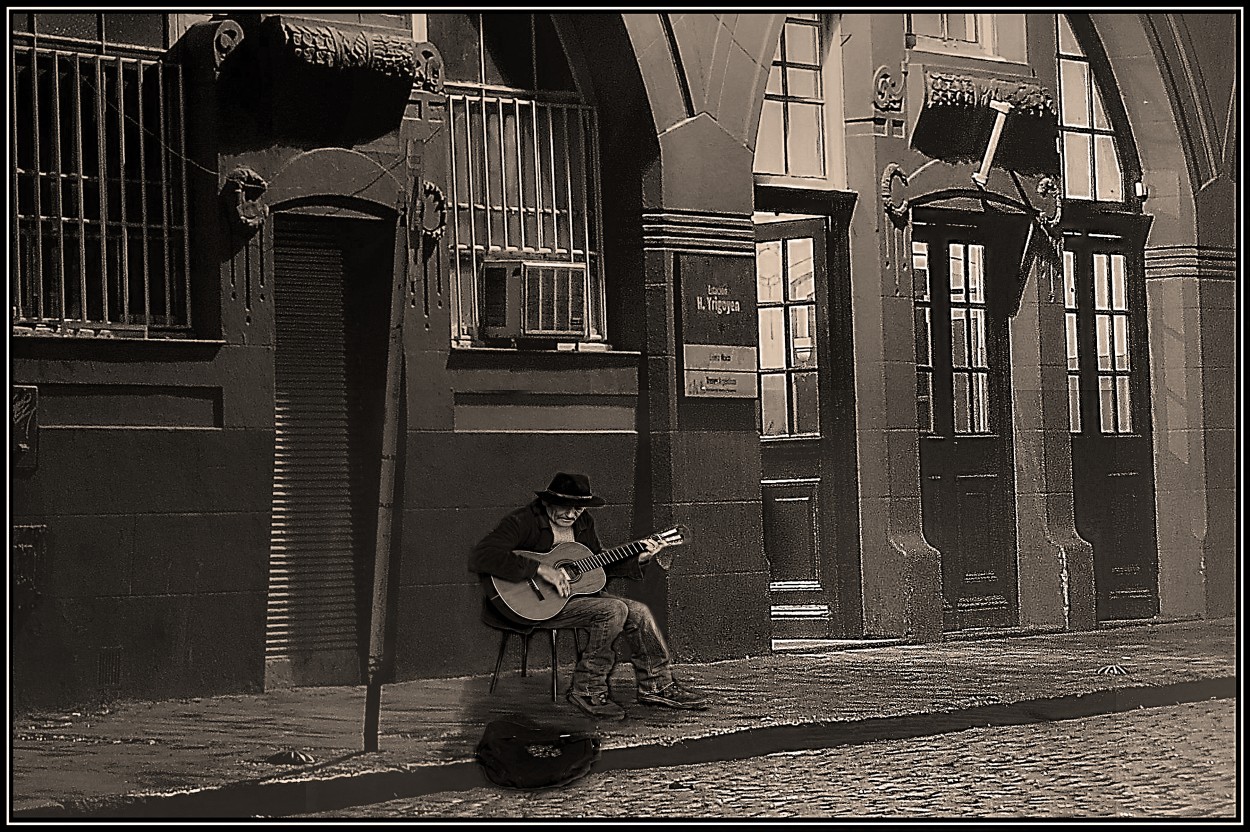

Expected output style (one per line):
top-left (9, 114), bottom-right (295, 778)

top-left (571, 538), bottom-right (653, 572)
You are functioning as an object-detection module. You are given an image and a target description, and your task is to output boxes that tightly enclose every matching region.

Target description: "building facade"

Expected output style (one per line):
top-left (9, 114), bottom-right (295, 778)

top-left (10, 12), bottom-right (1238, 708)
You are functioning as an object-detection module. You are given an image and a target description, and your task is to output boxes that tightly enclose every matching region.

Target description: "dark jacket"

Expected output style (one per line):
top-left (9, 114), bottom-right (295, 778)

top-left (469, 499), bottom-right (644, 584)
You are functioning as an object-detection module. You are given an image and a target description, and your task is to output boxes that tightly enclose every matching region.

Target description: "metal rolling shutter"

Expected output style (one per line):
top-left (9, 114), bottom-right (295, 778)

top-left (266, 218), bottom-right (365, 683)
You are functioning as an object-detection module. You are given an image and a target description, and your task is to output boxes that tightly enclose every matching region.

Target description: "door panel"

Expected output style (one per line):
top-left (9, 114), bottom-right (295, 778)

top-left (912, 217), bottom-right (1018, 630)
top-left (1064, 231), bottom-right (1159, 620)
top-left (755, 217), bottom-right (837, 638)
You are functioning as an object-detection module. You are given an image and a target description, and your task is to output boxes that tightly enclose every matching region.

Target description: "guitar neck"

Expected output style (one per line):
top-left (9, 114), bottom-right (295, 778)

top-left (571, 537), bottom-right (654, 572)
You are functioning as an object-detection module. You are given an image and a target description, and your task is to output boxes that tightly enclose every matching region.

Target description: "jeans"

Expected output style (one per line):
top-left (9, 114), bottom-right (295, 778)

top-left (543, 593), bottom-right (672, 698)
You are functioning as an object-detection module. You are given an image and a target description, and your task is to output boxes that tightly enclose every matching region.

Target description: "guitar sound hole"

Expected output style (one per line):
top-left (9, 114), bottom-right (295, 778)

top-left (562, 564), bottom-right (581, 581)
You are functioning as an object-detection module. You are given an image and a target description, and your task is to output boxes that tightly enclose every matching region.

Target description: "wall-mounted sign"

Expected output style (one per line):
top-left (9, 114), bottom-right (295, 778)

top-left (679, 254), bottom-right (757, 398)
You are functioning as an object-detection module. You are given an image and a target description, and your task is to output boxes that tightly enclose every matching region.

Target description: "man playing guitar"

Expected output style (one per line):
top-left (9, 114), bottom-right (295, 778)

top-left (470, 471), bottom-right (708, 720)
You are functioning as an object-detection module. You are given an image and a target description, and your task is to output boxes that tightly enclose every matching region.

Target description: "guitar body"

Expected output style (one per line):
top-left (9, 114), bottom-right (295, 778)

top-left (486, 542), bottom-right (608, 623)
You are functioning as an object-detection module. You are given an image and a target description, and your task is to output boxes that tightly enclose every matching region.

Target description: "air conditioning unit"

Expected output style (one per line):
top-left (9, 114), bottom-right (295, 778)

top-left (480, 259), bottom-right (590, 341)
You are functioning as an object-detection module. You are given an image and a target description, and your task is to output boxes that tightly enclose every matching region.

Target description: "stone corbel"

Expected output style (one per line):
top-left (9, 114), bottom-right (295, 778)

top-left (414, 41), bottom-right (445, 95)
top-left (212, 19), bottom-right (245, 73)
top-left (880, 162), bottom-right (911, 228)
top-left (223, 166), bottom-right (269, 230)
top-left (873, 65), bottom-right (905, 112)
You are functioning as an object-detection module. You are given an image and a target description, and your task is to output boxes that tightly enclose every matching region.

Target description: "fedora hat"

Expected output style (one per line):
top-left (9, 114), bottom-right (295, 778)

top-left (536, 472), bottom-right (605, 507)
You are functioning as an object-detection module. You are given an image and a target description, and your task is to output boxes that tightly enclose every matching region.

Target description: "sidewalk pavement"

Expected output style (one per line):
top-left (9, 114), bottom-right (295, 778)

top-left (10, 617), bottom-right (1237, 819)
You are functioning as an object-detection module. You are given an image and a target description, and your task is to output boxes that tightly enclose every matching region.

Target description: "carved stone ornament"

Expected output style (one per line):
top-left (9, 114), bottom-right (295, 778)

top-left (925, 72), bottom-right (1056, 118)
top-left (416, 180), bottom-right (448, 245)
top-left (223, 166), bottom-right (270, 230)
top-left (269, 20), bottom-right (423, 83)
top-left (873, 65), bottom-right (904, 112)
top-left (414, 41), bottom-right (445, 94)
top-left (880, 163), bottom-right (911, 227)
top-left (212, 19), bottom-right (245, 69)
top-left (1036, 176), bottom-right (1063, 229)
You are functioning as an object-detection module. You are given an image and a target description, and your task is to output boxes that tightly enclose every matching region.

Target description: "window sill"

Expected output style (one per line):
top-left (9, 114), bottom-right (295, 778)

top-left (10, 333), bottom-right (227, 360)
top-left (450, 341), bottom-right (635, 356)
top-left (906, 47), bottom-right (1030, 71)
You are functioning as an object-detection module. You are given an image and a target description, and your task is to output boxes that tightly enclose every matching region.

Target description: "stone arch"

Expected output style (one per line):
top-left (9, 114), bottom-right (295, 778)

top-left (1088, 13), bottom-right (1200, 248)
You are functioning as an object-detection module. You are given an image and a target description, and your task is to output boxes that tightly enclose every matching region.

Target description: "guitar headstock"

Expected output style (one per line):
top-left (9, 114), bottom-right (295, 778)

top-left (651, 524), bottom-right (691, 548)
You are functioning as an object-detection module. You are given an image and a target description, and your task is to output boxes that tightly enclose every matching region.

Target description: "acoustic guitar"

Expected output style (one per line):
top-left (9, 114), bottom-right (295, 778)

top-left (484, 526), bottom-right (689, 624)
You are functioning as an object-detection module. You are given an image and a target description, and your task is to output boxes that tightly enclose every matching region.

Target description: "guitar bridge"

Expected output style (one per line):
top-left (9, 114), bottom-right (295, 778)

top-left (527, 578), bottom-right (546, 600)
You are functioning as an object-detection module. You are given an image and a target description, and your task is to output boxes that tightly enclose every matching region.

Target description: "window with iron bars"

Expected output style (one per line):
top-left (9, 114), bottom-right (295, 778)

top-left (11, 13), bottom-right (192, 338)
top-left (430, 13), bottom-right (605, 348)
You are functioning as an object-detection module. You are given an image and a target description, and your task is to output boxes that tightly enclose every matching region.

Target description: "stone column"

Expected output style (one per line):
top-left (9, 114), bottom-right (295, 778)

top-left (1145, 245), bottom-right (1236, 619)
top-left (1010, 242), bottom-right (1097, 630)
top-left (841, 14), bottom-right (943, 640)
top-left (641, 114), bottom-right (772, 662)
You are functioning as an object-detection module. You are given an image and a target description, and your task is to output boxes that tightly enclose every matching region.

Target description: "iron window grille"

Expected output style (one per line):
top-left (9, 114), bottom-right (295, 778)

top-left (447, 91), bottom-right (604, 346)
top-left (11, 17), bottom-right (191, 338)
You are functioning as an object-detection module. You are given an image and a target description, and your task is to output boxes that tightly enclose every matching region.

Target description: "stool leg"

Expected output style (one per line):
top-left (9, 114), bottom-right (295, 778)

top-left (549, 629), bottom-right (559, 703)
top-left (520, 632), bottom-right (529, 677)
top-left (490, 631), bottom-right (510, 694)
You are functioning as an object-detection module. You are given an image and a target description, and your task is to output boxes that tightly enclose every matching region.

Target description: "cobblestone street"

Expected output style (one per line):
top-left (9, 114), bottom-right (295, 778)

top-left (307, 699), bottom-right (1237, 819)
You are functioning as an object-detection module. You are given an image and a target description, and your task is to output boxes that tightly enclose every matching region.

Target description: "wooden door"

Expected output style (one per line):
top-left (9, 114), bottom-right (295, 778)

top-left (912, 216), bottom-right (1018, 630)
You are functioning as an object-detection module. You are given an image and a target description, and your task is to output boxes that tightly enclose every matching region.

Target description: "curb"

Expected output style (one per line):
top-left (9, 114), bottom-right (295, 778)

top-left (14, 675), bottom-right (1235, 819)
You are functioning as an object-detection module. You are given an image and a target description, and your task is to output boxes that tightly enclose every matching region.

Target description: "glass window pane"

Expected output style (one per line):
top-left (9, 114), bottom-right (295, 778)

top-left (756, 240), bottom-right (783, 302)
top-left (760, 374), bottom-right (788, 436)
top-left (1066, 311), bottom-right (1080, 370)
top-left (974, 373), bottom-right (990, 433)
top-left (953, 372), bottom-right (971, 434)
top-left (766, 62), bottom-right (783, 96)
top-left (950, 13), bottom-right (978, 43)
top-left (1060, 60), bottom-right (1091, 128)
top-left (1068, 374), bottom-right (1082, 433)
top-left (1093, 254), bottom-right (1110, 310)
top-left (1092, 85), bottom-right (1112, 131)
top-left (1116, 375), bottom-right (1133, 433)
top-left (969, 308), bottom-right (987, 368)
top-left (786, 237), bottom-right (814, 300)
top-left (1096, 314), bottom-right (1112, 370)
top-left (758, 307), bottom-right (786, 369)
top-left (915, 307), bottom-right (931, 366)
top-left (754, 99), bottom-right (785, 175)
top-left (35, 13), bottom-right (98, 40)
top-left (1094, 134), bottom-right (1123, 202)
top-left (912, 242), bottom-right (930, 300)
top-left (789, 305), bottom-right (818, 368)
top-left (1111, 254), bottom-right (1127, 310)
top-left (949, 244), bottom-right (965, 302)
top-left (1057, 14), bottom-right (1082, 56)
top-left (482, 12), bottom-right (534, 88)
top-left (786, 102), bottom-right (825, 178)
top-left (1063, 251), bottom-right (1077, 309)
top-left (785, 21), bottom-right (820, 64)
top-left (1099, 376), bottom-right (1115, 433)
top-left (967, 244), bottom-right (984, 304)
top-left (787, 67), bottom-right (821, 99)
top-left (1064, 133), bottom-right (1093, 199)
top-left (918, 371), bottom-right (934, 434)
top-left (429, 13), bottom-right (482, 84)
top-left (911, 13), bottom-right (943, 38)
top-left (951, 309), bottom-right (968, 368)
top-left (1113, 315), bottom-right (1130, 371)
top-left (791, 372), bottom-right (820, 435)
top-left (103, 13), bottom-right (166, 48)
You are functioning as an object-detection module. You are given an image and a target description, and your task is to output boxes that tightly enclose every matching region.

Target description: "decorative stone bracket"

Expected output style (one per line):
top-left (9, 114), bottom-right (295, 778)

top-left (222, 166), bottom-right (269, 230)
top-left (912, 71), bottom-right (1060, 178)
top-left (873, 65), bottom-right (905, 112)
top-left (262, 17), bottom-right (443, 94)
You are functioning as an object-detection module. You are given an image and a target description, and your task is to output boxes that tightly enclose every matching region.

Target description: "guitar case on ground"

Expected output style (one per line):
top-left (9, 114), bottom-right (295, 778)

top-left (475, 713), bottom-right (601, 790)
